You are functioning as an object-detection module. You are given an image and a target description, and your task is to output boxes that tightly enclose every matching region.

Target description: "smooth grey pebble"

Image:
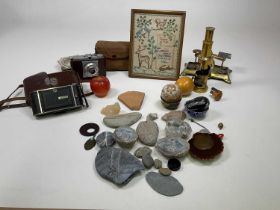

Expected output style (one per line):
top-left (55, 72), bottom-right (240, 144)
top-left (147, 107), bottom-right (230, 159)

top-left (142, 154), bottom-right (154, 169)
top-left (154, 159), bottom-right (162, 169)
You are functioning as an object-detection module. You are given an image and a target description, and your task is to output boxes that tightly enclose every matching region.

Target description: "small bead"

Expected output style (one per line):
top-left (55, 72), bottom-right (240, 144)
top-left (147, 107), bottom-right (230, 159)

top-left (218, 122), bottom-right (224, 130)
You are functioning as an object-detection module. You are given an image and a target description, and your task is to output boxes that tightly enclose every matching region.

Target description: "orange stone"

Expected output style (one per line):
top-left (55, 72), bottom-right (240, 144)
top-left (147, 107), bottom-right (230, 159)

top-left (118, 91), bottom-right (145, 111)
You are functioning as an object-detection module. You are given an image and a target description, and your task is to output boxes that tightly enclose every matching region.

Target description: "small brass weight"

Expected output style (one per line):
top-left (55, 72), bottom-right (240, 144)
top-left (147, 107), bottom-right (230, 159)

top-left (181, 27), bottom-right (232, 91)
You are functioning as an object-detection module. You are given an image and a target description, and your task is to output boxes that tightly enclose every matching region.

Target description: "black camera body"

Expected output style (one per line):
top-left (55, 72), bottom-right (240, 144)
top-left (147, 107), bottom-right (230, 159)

top-left (70, 54), bottom-right (106, 79)
top-left (30, 84), bottom-right (86, 116)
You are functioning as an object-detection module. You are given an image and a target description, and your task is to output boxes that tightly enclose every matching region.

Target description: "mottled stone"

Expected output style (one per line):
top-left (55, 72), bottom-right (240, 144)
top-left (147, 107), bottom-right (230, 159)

top-left (95, 147), bottom-right (144, 185)
top-left (146, 172), bottom-right (183, 196)
top-left (154, 159), bottom-right (162, 169)
top-left (96, 131), bottom-right (115, 148)
top-left (162, 111), bottom-right (186, 122)
top-left (136, 117), bottom-right (159, 146)
top-left (134, 146), bottom-right (152, 158)
top-left (103, 112), bottom-right (142, 128)
top-left (156, 137), bottom-right (190, 158)
top-left (101, 102), bottom-right (121, 116)
top-left (142, 154), bottom-right (154, 169)
top-left (165, 120), bottom-right (192, 139)
top-left (114, 127), bottom-right (138, 148)
top-left (161, 84), bottom-right (182, 102)
top-left (159, 168), bottom-right (172, 176)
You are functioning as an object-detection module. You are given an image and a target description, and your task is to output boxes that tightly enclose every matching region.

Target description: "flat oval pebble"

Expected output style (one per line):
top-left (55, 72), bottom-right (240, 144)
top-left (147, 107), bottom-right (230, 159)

top-left (114, 127), bottom-right (138, 148)
top-left (146, 172), bottom-right (183, 196)
top-left (134, 146), bottom-right (152, 158)
top-left (159, 168), bottom-right (172, 176)
top-left (95, 147), bottom-right (144, 185)
top-left (103, 112), bottom-right (142, 128)
top-left (136, 120), bottom-right (159, 146)
top-left (165, 120), bottom-right (192, 139)
top-left (142, 154), bottom-right (154, 169)
top-left (154, 159), bottom-right (162, 169)
top-left (96, 131), bottom-right (115, 148)
top-left (156, 137), bottom-right (190, 158)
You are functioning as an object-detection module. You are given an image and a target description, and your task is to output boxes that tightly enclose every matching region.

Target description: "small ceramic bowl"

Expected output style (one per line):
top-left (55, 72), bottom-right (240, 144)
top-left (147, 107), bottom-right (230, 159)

top-left (188, 132), bottom-right (224, 160)
top-left (184, 96), bottom-right (210, 119)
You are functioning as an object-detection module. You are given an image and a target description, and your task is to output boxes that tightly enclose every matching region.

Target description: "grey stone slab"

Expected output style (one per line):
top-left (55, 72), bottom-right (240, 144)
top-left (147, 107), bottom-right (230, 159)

top-left (146, 172), bottom-right (183, 196)
top-left (95, 147), bottom-right (144, 185)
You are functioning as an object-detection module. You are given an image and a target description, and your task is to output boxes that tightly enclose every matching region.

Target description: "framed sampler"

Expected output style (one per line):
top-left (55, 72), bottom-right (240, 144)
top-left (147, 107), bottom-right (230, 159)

top-left (129, 9), bottom-right (186, 80)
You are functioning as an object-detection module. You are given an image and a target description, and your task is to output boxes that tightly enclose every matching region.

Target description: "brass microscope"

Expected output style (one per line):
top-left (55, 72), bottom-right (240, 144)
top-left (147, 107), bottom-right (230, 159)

top-left (181, 27), bottom-right (232, 93)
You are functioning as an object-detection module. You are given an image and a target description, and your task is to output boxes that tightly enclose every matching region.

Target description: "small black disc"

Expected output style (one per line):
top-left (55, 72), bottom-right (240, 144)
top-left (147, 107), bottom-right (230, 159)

top-left (167, 158), bottom-right (181, 171)
top-left (79, 123), bottom-right (100, 136)
top-left (84, 138), bottom-right (96, 150)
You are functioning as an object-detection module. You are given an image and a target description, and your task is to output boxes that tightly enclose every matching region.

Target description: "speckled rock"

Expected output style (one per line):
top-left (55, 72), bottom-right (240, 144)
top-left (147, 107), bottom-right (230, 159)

top-left (114, 127), bottom-right (138, 148)
top-left (136, 116), bottom-right (159, 146)
top-left (134, 146), bottom-right (152, 158)
top-left (142, 154), bottom-right (154, 169)
top-left (103, 112), bottom-right (142, 128)
top-left (162, 111), bottom-right (186, 122)
top-left (165, 120), bottom-right (192, 139)
top-left (95, 147), bottom-right (144, 185)
top-left (154, 159), bottom-right (162, 169)
top-left (146, 172), bottom-right (183, 196)
top-left (159, 168), bottom-right (172, 176)
top-left (156, 137), bottom-right (190, 158)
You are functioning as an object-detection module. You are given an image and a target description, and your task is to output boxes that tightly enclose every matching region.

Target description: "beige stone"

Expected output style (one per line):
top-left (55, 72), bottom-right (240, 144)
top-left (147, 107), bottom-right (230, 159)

top-left (118, 91), bottom-right (145, 111)
top-left (101, 102), bottom-right (120, 116)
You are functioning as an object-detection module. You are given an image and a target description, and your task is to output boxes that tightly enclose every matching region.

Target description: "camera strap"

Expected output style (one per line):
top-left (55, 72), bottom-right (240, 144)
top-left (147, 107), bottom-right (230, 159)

top-left (0, 84), bottom-right (28, 111)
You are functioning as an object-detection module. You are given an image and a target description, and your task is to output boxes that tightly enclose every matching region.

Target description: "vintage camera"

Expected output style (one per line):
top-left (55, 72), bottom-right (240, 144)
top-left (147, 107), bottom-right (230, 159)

top-left (30, 84), bottom-right (87, 116)
top-left (70, 54), bottom-right (106, 79)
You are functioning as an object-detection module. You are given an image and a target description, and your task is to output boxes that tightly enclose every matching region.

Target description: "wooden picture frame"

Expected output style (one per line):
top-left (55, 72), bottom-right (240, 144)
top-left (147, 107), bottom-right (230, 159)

top-left (129, 9), bottom-right (186, 80)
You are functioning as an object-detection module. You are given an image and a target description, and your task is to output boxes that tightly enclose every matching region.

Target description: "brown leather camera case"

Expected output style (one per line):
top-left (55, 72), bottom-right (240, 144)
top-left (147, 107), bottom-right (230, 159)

top-left (23, 71), bottom-right (81, 105)
top-left (95, 41), bottom-right (130, 71)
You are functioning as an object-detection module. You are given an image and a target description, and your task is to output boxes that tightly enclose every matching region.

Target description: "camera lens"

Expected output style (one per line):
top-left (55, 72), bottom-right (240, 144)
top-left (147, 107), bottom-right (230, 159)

top-left (85, 63), bottom-right (97, 75)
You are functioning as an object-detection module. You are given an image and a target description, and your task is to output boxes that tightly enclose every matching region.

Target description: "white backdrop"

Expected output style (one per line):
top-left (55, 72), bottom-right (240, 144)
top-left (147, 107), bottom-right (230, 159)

top-left (0, 0), bottom-right (280, 209)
